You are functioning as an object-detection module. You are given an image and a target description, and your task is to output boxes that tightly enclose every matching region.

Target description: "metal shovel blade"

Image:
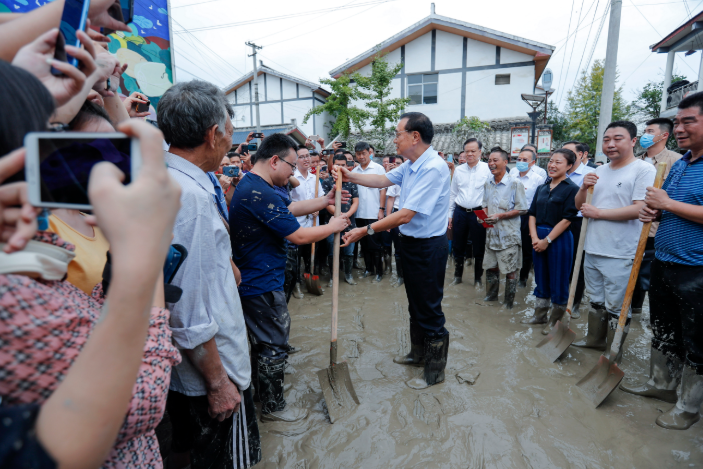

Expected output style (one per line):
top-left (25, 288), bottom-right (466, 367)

top-left (316, 361), bottom-right (360, 423)
top-left (307, 274), bottom-right (323, 296)
top-left (576, 355), bottom-right (625, 407)
top-left (536, 320), bottom-right (576, 363)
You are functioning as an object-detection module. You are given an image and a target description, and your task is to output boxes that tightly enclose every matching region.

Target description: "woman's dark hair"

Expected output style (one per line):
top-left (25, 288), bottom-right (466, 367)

top-left (0, 60), bottom-right (55, 157)
top-left (399, 112), bottom-right (434, 145)
top-left (553, 148), bottom-right (577, 169)
top-left (68, 100), bottom-right (113, 131)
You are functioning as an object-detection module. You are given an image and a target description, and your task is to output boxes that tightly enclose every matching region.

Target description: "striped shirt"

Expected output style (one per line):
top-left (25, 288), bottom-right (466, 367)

top-left (165, 152), bottom-right (251, 393)
top-left (655, 151), bottom-right (703, 266)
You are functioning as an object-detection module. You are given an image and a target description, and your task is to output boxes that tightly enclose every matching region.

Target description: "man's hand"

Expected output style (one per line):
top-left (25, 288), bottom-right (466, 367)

top-left (579, 203), bottom-right (601, 220)
top-left (328, 213), bottom-right (350, 233)
top-left (332, 141), bottom-right (343, 151)
top-left (484, 213), bottom-right (502, 225)
top-left (324, 186), bottom-right (351, 206)
top-left (316, 137), bottom-right (325, 147)
top-left (206, 374), bottom-right (240, 421)
top-left (93, 46), bottom-right (124, 97)
top-left (342, 226), bottom-right (366, 247)
top-left (219, 175), bottom-right (233, 193)
top-left (245, 132), bottom-right (254, 144)
top-left (331, 165), bottom-right (352, 183)
top-left (639, 205), bottom-right (661, 223)
top-left (448, 218), bottom-right (453, 230)
top-left (124, 92), bottom-right (150, 118)
top-left (88, 0), bottom-right (131, 32)
top-left (581, 172), bottom-right (598, 189)
top-left (378, 208), bottom-right (385, 220)
top-left (644, 186), bottom-right (671, 211)
top-left (0, 148), bottom-right (39, 253)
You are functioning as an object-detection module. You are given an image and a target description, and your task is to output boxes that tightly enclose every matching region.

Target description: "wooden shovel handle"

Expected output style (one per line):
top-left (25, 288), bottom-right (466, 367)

top-left (564, 186), bottom-right (594, 325)
top-left (311, 171), bottom-right (320, 261)
top-left (611, 162), bottom-right (667, 355)
top-left (330, 168), bottom-right (342, 345)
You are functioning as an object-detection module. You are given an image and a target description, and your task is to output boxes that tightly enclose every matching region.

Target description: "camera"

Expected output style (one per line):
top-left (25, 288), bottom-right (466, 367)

top-left (248, 143), bottom-right (257, 151)
top-left (252, 133), bottom-right (264, 139)
top-left (222, 166), bottom-right (240, 178)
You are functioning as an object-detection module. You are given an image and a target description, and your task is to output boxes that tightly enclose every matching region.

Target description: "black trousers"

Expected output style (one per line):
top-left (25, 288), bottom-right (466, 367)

top-left (451, 207), bottom-right (486, 280)
top-left (357, 218), bottom-right (383, 275)
top-left (568, 218), bottom-right (586, 306)
top-left (167, 387), bottom-right (261, 468)
top-left (298, 243), bottom-right (325, 276)
top-left (519, 214), bottom-right (533, 282)
top-left (390, 208), bottom-right (402, 261)
top-left (284, 246), bottom-right (299, 303)
top-left (241, 291), bottom-right (290, 362)
top-left (399, 234), bottom-right (448, 339)
top-left (632, 237), bottom-right (656, 309)
top-left (649, 260), bottom-right (703, 373)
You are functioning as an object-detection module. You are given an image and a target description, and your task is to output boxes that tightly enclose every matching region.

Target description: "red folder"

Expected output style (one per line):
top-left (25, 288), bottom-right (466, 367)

top-left (474, 209), bottom-right (494, 228)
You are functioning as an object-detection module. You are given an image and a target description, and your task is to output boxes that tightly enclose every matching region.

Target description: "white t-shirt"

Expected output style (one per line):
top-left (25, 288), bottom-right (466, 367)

top-left (352, 161), bottom-right (386, 219)
top-left (386, 184), bottom-right (401, 210)
top-left (584, 159), bottom-right (656, 259)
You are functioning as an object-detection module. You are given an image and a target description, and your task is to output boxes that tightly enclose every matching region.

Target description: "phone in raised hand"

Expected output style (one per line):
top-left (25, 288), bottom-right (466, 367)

top-left (52, 0), bottom-right (90, 76)
top-left (24, 132), bottom-right (142, 210)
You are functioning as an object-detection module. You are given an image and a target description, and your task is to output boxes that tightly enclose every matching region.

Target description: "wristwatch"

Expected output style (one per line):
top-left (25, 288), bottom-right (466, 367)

top-left (546, 236), bottom-right (552, 244)
top-left (367, 225), bottom-right (375, 236)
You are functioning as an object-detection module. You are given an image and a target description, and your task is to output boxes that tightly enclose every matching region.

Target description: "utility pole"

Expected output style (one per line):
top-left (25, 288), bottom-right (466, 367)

top-left (595, 0), bottom-right (623, 163)
top-left (246, 41), bottom-right (262, 135)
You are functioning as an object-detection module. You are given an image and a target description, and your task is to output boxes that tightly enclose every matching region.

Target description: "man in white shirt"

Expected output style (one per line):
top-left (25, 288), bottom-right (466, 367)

top-left (563, 141), bottom-right (597, 318)
top-left (573, 122), bottom-right (656, 363)
top-left (385, 155), bottom-right (404, 287)
top-left (519, 143), bottom-right (548, 179)
top-left (447, 138), bottom-right (492, 286)
top-left (290, 145), bottom-right (325, 280)
top-left (353, 141), bottom-right (388, 282)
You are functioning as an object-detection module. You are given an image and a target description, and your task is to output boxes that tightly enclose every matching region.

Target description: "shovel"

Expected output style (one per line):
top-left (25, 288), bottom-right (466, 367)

top-left (536, 186), bottom-right (594, 362)
top-left (317, 168), bottom-right (360, 423)
top-left (576, 162), bottom-right (667, 407)
top-left (304, 170), bottom-right (324, 295)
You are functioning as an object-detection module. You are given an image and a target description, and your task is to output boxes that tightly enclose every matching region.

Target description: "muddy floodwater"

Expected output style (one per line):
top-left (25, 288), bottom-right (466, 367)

top-left (256, 263), bottom-right (703, 468)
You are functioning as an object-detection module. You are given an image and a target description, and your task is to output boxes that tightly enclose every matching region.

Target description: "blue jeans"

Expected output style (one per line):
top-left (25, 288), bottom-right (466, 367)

top-left (327, 233), bottom-right (354, 256)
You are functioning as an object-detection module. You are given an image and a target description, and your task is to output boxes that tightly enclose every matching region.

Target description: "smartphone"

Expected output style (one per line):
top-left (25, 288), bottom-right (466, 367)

top-left (321, 149), bottom-right (331, 156)
top-left (120, 0), bottom-right (134, 24)
top-left (309, 134), bottom-right (320, 141)
top-left (52, 0), bottom-right (90, 76)
top-left (320, 165), bottom-right (328, 173)
top-left (248, 143), bottom-right (257, 151)
top-left (389, 156), bottom-right (396, 164)
top-left (24, 132), bottom-right (142, 210)
top-left (252, 133), bottom-right (264, 139)
top-left (132, 100), bottom-right (151, 113)
top-left (446, 154), bottom-right (453, 162)
top-left (346, 160), bottom-right (354, 168)
top-left (163, 244), bottom-right (187, 284)
top-left (339, 142), bottom-right (347, 149)
top-left (222, 166), bottom-right (240, 177)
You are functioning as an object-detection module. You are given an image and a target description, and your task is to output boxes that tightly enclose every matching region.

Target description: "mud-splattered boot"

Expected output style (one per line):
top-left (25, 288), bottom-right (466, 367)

top-left (448, 258), bottom-right (464, 287)
top-left (483, 270), bottom-right (499, 301)
top-left (656, 365), bottom-right (703, 430)
top-left (292, 282), bottom-right (304, 300)
top-left (601, 315), bottom-right (630, 364)
top-left (327, 260), bottom-right (334, 288)
top-left (572, 303), bottom-right (607, 351)
top-left (620, 347), bottom-right (681, 403)
top-left (521, 298), bottom-right (550, 325)
top-left (571, 301), bottom-right (582, 320)
top-left (259, 358), bottom-right (308, 423)
top-left (372, 252), bottom-right (384, 283)
top-left (393, 327), bottom-right (424, 367)
top-left (342, 256), bottom-right (357, 285)
top-left (406, 334), bottom-right (449, 389)
top-left (504, 278), bottom-right (518, 309)
top-left (542, 304), bottom-right (567, 335)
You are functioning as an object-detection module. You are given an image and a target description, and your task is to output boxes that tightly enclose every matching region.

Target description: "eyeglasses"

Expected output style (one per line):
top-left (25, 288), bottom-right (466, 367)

top-left (394, 130), bottom-right (414, 138)
top-left (278, 157), bottom-right (297, 170)
top-left (298, 154), bottom-right (311, 159)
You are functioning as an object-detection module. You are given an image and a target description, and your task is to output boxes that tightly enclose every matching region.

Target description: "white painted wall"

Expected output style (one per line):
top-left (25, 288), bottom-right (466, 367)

top-left (404, 31), bottom-right (432, 73)
top-left (500, 48), bottom-right (533, 64)
top-left (266, 74), bottom-right (282, 101)
top-left (464, 65), bottom-right (535, 120)
top-left (465, 37), bottom-right (496, 67)
top-left (435, 30), bottom-right (463, 70)
top-left (282, 79), bottom-right (297, 100)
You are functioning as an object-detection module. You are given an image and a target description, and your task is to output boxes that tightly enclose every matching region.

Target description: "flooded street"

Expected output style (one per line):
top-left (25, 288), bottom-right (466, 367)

top-left (257, 263), bottom-right (703, 468)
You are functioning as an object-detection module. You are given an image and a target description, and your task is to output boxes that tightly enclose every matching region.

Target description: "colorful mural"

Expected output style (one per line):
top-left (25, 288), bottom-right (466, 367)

top-left (0, 0), bottom-right (175, 109)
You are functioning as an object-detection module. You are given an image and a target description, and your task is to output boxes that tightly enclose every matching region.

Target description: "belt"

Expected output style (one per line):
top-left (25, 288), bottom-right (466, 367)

top-left (399, 233), bottom-right (445, 241)
top-left (456, 205), bottom-right (482, 213)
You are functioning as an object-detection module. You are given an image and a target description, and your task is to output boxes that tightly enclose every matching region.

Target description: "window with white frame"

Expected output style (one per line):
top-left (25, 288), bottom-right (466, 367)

top-left (408, 73), bottom-right (438, 105)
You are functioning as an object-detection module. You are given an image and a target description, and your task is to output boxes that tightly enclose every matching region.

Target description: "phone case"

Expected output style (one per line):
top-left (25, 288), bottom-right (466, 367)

top-left (474, 209), bottom-right (494, 228)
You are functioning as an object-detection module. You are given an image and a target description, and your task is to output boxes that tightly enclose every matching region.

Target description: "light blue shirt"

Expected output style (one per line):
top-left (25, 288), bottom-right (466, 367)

top-left (386, 146), bottom-right (450, 238)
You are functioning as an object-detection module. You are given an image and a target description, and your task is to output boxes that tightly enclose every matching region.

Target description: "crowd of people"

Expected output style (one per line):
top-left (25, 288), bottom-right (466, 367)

top-left (0, 2), bottom-right (702, 467)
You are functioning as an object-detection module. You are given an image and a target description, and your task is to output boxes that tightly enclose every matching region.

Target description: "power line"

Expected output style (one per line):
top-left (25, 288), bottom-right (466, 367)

top-left (570, 0), bottom-right (600, 95)
top-left (559, 0), bottom-right (587, 108)
top-left (555, 0), bottom-right (576, 105)
top-left (629, 0), bottom-right (662, 36)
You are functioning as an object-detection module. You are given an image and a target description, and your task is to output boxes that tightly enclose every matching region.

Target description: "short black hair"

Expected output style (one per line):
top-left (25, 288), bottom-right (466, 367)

top-left (355, 141), bottom-right (370, 153)
top-left (68, 100), bottom-right (113, 131)
top-left (563, 140), bottom-right (588, 154)
top-left (296, 145), bottom-right (309, 153)
top-left (553, 148), bottom-right (577, 169)
top-left (645, 117), bottom-right (674, 136)
top-left (678, 90), bottom-right (703, 114)
top-left (395, 155), bottom-right (404, 162)
top-left (255, 133), bottom-right (297, 164)
top-left (521, 143), bottom-right (538, 153)
top-left (580, 142), bottom-right (590, 154)
top-left (369, 144), bottom-right (375, 151)
top-left (400, 112), bottom-right (434, 145)
top-left (343, 150), bottom-right (353, 158)
top-left (519, 148), bottom-right (536, 161)
top-left (489, 146), bottom-right (509, 161)
top-left (606, 120), bottom-right (637, 140)
top-left (333, 153), bottom-right (347, 162)
top-left (463, 137), bottom-right (483, 150)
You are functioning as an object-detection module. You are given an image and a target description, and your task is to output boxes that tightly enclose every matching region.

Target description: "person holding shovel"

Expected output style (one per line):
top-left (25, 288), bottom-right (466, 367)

top-left (336, 112), bottom-right (451, 390)
top-left (572, 121), bottom-right (656, 361)
top-left (623, 92), bottom-right (703, 430)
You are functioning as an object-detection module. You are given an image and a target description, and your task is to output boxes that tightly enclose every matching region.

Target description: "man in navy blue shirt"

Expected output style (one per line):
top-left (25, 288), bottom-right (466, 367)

top-left (628, 92), bottom-right (703, 431)
top-left (230, 134), bottom-right (349, 423)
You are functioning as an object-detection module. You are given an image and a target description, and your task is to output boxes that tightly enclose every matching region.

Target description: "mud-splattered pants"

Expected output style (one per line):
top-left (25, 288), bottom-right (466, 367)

top-left (241, 291), bottom-right (290, 362)
top-left (649, 260), bottom-right (703, 373)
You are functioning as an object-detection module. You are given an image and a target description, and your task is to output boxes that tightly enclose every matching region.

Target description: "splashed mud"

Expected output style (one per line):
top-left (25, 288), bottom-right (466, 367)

top-left (256, 265), bottom-right (703, 468)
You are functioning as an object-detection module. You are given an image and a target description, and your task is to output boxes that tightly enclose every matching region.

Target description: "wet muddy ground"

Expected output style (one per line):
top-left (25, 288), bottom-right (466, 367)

top-left (257, 262), bottom-right (703, 468)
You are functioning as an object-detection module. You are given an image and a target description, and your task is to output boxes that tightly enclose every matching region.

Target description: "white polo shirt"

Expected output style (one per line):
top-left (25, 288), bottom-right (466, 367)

top-left (290, 167), bottom-right (324, 228)
top-left (448, 161), bottom-right (492, 217)
top-left (352, 160), bottom-right (386, 219)
top-left (509, 166), bottom-right (547, 208)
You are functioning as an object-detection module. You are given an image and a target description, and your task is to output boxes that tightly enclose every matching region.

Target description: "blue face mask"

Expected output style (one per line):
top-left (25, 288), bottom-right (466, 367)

top-left (516, 161), bottom-right (529, 172)
top-left (640, 133), bottom-right (656, 149)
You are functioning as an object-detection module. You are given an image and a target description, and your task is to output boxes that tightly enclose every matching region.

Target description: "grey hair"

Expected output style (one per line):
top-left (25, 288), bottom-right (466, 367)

top-left (157, 80), bottom-right (234, 149)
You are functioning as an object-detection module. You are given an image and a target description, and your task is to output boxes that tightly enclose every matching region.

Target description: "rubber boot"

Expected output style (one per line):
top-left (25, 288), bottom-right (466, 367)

top-left (251, 352), bottom-right (260, 402)
top-left (372, 252), bottom-right (383, 283)
top-left (620, 347), bottom-right (681, 403)
top-left (632, 307), bottom-right (643, 319)
top-left (384, 254), bottom-right (391, 275)
top-left (656, 365), bottom-right (703, 430)
top-left (392, 258), bottom-right (404, 288)
top-left (327, 259), bottom-right (334, 288)
top-left (448, 258), bottom-right (464, 287)
top-left (601, 315), bottom-right (630, 365)
top-left (521, 298), bottom-right (550, 325)
top-left (572, 303), bottom-right (607, 351)
top-left (393, 327), bottom-right (424, 367)
top-left (292, 283), bottom-right (304, 300)
top-left (504, 278), bottom-right (518, 309)
top-left (542, 304), bottom-right (567, 335)
top-left (474, 258), bottom-right (484, 287)
top-left (406, 334), bottom-right (450, 389)
top-left (342, 256), bottom-right (357, 285)
top-left (259, 358), bottom-right (308, 422)
top-left (483, 270), bottom-right (499, 301)
top-left (518, 278), bottom-right (527, 289)
top-left (571, 301), bottom-right (581, 320)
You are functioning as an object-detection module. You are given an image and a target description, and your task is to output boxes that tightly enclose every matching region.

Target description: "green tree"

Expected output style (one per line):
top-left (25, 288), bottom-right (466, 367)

top-left (546, 101), bottom-right (569, 148)
top-left (563, 59), bottom-right (633, 152)
top-left (632, 73), bottom-right (687, 121)
top-left (353, 54), bottom-right (410, 154)
top-left (451, 116), bottom-right (492, 150)
top-left (302, 73), bottom-right (369, 140)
